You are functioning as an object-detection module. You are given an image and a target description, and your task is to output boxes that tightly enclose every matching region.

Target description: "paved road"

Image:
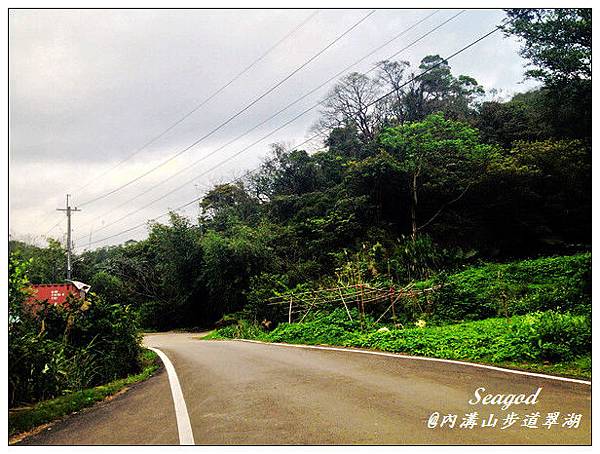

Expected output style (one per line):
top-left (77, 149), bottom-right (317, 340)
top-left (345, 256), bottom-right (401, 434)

top-left (19, 332), bottom-right (591, 445)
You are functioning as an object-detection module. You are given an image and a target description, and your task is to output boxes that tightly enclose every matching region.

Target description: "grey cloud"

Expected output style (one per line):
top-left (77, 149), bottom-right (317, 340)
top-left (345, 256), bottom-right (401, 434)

top-left (9, 8), bottom-right (538, 247)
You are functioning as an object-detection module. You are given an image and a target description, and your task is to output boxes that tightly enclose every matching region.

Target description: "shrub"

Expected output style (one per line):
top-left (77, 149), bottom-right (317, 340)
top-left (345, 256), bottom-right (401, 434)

top-left (214, 319), bottom-right (268, 340)
top-left (214, 308), bottom-right (591, 367)
top-left (350, 310), bottom-right (590, 364)
top-left (387, 235), bottom-right (471, 283)
top-left (507, 310), bottom-right (591, 361)
top-left (428, 253), bottom-right (591, 323)
top-left (90, 271), bottom-right (127, 307)
top-left (8, 254), bottom-right (142, 407)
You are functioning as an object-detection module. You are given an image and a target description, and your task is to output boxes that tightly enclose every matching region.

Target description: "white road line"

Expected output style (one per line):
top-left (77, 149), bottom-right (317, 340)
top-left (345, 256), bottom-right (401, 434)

top-left (234, 339), bottom-right (592, 386)
top-left (148, 347), bottom-right (195, 445)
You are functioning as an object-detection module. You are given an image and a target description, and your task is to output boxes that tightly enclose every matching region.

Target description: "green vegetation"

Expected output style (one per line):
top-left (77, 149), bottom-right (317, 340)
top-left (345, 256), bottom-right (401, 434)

top-left (212, 309), bottom-right (591, 379)
top-left (9, 349), bottom-right (159, 439)
top-left (210, 254), bottom-right (591, 379)
top-left (428, 253), bottom-right (591, 323)
top-left (9, 10), bottom-right (590, 404)
top-left (9, 255), bottom-right (143, 408)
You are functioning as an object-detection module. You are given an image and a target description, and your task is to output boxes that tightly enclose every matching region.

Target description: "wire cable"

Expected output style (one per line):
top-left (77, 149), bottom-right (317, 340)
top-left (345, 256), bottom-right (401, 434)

top-left (80, 20), bottom-right (502, 249)
top-left (77, 10), bottom-right (376, 207)
top-left (42, 217), bottom-right (64, 238)
top-left (70, 10), bottom-right (320, 196)
top-left (78, 133), bottom-right (321, 249)
top-left (77, 10), bottom-right (459, 236)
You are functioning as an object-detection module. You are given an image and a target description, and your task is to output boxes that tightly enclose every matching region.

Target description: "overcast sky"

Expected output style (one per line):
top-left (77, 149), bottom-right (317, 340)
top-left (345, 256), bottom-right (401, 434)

top-left (9, 8), bottom-right (539, 250)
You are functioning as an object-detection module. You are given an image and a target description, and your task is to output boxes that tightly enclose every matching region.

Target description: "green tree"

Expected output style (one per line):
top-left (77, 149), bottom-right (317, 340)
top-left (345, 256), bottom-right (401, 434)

top-left (145, 213), bottom-right (205, 327)
top-left (200, 182), bottom-right (258, 229)
top-left (9, 239), bottom-right (66, 284)
top-left (502, 9), bottom-right (591, 85)
top-left (476, 90), bottom-right (553, 147)
top-left (201, 224), bottom-right (274, 316)
top-left (401, 56), bottom-right (484, 123)
top-left (502, 9), bottom-right (591, 141)
top-left (379, 113), bottom-right (497, 238)
top-left (90, 271), bottom-right (127, 307)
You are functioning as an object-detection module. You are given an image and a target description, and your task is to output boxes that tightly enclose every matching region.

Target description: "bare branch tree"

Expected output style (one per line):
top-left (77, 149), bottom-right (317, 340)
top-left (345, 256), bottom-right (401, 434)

top-left (315, 72), bottom-right (385, 141)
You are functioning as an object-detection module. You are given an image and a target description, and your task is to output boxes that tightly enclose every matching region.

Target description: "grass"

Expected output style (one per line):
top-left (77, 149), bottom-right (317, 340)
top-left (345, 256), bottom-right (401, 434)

top-left (427, 253), bottom-right (591, 323)
top-left (497, 355), bottom-right (591, 380)
top-left (9, 349), bottom-right (160, 439)
top-left (209, 309), bottom-right (591, 380)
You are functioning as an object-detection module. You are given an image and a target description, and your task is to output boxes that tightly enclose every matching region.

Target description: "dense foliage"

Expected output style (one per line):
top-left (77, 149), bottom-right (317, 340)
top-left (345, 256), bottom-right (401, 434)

top-left (212, 305), bottom-right (591, 377)
top-left (260, 309), bottom-right (590, 364)
top-left (8, 255), bottom-right (142, 407)
top-left (9, 10), bottom-right (590, 385)
top-left (25, 106), bottom-right (586, 331)
top-left (427, 253), bottom-right (591, 323)
top-left (209, 249), bottom-right (592, 379)
top-left (9, 350), bottom-right (158, 437)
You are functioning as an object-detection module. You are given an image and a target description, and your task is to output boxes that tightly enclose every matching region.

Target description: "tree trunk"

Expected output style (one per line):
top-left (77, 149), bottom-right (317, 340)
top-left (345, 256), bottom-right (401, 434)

top-left (410, 172), bottom-right (418, 240)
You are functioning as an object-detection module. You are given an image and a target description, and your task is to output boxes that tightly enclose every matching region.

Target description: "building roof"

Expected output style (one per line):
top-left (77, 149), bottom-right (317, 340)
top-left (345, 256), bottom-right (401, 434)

top-left (67, 280), bottom-right (91, 293)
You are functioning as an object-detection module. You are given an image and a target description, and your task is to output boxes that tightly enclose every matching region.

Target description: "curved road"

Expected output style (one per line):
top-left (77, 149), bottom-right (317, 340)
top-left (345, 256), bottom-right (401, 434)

top-left (19, 332), bottom-right (591, 445)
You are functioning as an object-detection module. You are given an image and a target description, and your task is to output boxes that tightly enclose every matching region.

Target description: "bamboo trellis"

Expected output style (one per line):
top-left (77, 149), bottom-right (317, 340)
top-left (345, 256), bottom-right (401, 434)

top-left (266, 283), bottom-right (442, 325)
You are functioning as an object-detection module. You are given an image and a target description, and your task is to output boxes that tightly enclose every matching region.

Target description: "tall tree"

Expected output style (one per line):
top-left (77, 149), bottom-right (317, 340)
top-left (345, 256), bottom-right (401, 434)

top-left (402, 56), bottom-right (484, 122)
top-left (379, 113), bottom-right (497, 239)
top-left (502, 9), bottom-right (591, 141)
top-left (502, 9), bottom-right (591, 86)
top-left (316, 72), bottom-right (386, 141)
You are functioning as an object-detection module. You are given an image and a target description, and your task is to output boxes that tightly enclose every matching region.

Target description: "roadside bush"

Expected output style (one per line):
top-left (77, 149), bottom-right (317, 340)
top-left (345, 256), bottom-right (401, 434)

top-left (90, 271), bottom-right (128, 307)
top-left (428, 253), bottom-right (591, 322)
top-left (506, 310), bottom-right (591, 361)
top-left (8, 254), bottom-right (142, 407)
top-left (350, 310), bottom-right (590, 364)
top-left (268, 308), bottom-right (367, 345)
top-left (214, 319), bottom-right (268, 340)
top-left (214, 308), bottom-right (590, 367)
top-left (65, 294), bottom-right (142, 381)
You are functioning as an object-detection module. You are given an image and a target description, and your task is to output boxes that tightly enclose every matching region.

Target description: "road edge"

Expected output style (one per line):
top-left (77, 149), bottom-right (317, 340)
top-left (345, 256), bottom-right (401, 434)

top-left (229, 338), bottom-right (592, 386)
top-left (148, 347), bottom-right (195, 445)
top-left (9, 350), bottom-right (162, 445)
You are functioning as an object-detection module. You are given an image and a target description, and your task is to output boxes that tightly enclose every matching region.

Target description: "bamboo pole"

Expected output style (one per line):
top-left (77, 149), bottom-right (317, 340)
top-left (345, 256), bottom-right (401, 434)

top-left (338, 287), bottom-right (353, 321)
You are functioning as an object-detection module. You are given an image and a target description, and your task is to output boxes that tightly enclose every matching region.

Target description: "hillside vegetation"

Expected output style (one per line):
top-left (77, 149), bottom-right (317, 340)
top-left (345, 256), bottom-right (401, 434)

top-left (210, 254), bottom-right (591, 378)
top-left (9, 9), bottom-right (591, 402)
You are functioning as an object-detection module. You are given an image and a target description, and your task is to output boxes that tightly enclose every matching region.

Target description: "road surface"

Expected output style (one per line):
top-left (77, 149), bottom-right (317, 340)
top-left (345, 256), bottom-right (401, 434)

top-left (18, 332), bottom-right (591, 445)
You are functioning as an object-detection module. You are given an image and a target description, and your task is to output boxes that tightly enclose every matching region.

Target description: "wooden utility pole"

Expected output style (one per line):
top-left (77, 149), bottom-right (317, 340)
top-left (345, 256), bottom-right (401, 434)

top-left (56, 194), bottom-right (81, 280)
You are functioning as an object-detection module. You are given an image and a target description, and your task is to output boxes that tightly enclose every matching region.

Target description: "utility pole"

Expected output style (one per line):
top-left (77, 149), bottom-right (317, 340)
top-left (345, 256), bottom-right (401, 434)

top-left (56, 194), bottom-right (81, 280)
top-left (195, 183), bottom-right (204, 236)
top-left (88, 226), bottom-right (93, 251)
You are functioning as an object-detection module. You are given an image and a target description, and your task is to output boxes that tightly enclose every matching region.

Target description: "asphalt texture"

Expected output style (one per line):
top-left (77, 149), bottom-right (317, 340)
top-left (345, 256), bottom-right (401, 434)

top-left (17, 332), bottom-right (592, 445)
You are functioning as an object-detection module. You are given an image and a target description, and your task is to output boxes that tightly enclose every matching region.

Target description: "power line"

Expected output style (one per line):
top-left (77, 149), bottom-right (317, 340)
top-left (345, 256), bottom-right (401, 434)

top-left (70, 10), bottom-right (320, 197)
top-left (77, 10), bottom-right (465, 241)
top-left (76, 9), bottom-right (441, 232)
top-left (78, 101), bottom-right (329, 239)
top-left (80, 22), bottom-right (502, 250)
top-left (77, 9), bottom-right (459, 236)
top-left (78, 133), bottom-right (321, 250)
top-left (43, 217), bottom-right (63, 238)
top-left (39, 12), bottom-right (320, 238)
top-left (365, 25), bottom-right (503, 110)
top-left (76, 10), bottom-right (376, 208)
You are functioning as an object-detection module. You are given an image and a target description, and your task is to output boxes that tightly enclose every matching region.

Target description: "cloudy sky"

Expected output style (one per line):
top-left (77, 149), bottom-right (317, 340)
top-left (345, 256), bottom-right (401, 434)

top-left (9, 8), bottom-right (538, 250)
